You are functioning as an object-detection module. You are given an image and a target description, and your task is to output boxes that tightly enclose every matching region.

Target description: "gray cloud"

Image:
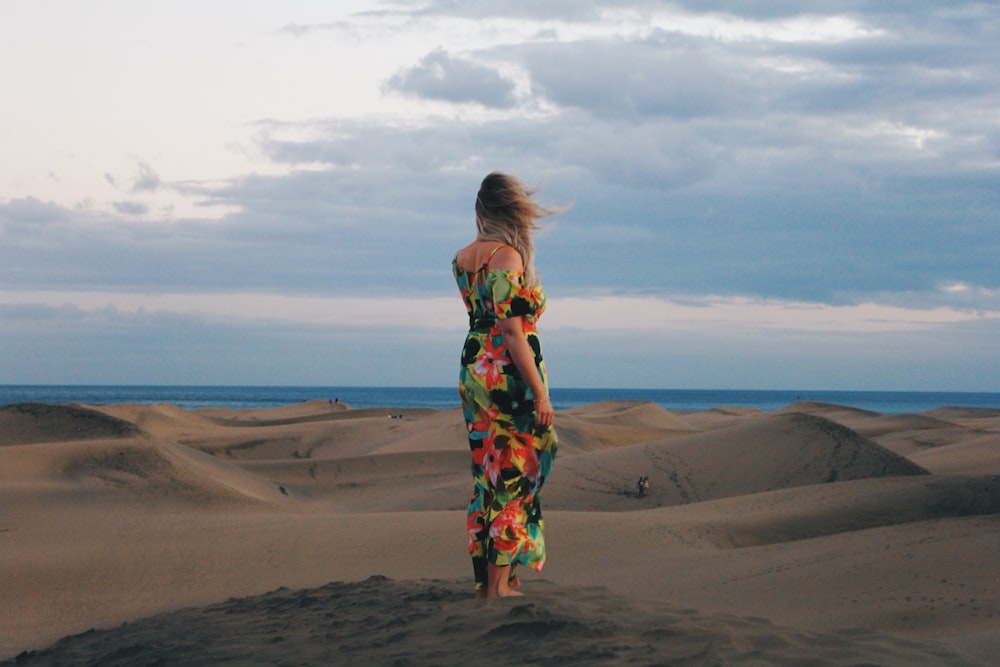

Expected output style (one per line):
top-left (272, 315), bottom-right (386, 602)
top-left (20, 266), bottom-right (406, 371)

top-left (5, 0), bottom-right (998, 390)
top-left (4, 296), bottom-right (997, 390)
top-left (380, 0), bottom-right (607, 21)
top-left (513, 34), bottom-right (746, 120)
top-left (2, 1), bottom-right (997, 309)
top-left (0, 302), bottom-right (459, 386)
top-left (0, 197), bottom-right (68, 227)
top-left (276, 21), bottom-right (350, 37)
top-left (384, 49), bottom-right (518, 108)
top-left (407, 0), bottom-right (985, 24)
top-left (131, 162), bottom-right (160, 193)
top-left (3, 102), bottom-right (996, 307)
top-left (112, 201), bottom-right (150, 216)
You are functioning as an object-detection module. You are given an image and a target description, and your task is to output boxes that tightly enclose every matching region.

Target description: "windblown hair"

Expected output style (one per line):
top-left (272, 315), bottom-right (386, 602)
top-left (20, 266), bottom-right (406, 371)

top-left (475, 172), bottom-right (559, 287)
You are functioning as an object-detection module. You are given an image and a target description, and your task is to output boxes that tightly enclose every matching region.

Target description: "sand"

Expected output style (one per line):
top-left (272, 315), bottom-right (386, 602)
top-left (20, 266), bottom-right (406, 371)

top-left (1, 398), bottom-right (997, 665)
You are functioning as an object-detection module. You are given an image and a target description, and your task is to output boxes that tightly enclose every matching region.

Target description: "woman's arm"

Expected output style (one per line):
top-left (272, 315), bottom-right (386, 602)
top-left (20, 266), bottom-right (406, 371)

top-left (490, 245), bottom-right (554, 428)
top-left (498, 317), bottom-right (554, 428)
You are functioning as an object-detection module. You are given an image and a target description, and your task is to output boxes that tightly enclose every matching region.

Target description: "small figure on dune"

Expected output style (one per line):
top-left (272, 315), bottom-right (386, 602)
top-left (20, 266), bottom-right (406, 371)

top-left (636, 475), bottom-right (650, 498)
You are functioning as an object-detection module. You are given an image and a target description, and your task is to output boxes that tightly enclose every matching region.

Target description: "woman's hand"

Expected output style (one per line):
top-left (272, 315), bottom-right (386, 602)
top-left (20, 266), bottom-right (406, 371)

top-left (535, 395), bottom-right (555, 428)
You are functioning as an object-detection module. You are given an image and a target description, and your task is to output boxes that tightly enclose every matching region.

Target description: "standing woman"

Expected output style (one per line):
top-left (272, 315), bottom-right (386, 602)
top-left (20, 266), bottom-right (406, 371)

top-left (452, 172), bottom-right (560, 599)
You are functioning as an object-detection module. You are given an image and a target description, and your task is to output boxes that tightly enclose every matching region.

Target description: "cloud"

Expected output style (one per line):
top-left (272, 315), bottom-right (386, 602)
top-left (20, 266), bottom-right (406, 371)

top-left (0, 296), bottom-right (463, 386)
top-left (276, 21), bottom-right (351, 37)
top-left (385, 49), bottom-right (518, 108)
top-left (509, 34), bottom-right (744, 120)
top-left (2, 0), bottom-right (998, 389)
top-left (5, 2), bottom-right (993, 304)
top-left (0, 197), bottom-right (68, 228)
top-left (131, 162), bottom-right (161, 193)
top-left (2, 89), bottom-right (996, 305)
top-left (3, 289), bottom-right (998, 389)
top-left (3, 288), bottom-right (996, 335)
top-left (550, 294), bottom-right (1000, 334)
top-left (381, 0), bottom-right (606, 22)
top-left (112, 201), bottom-right (150, 216)
top-left (0, 290), bottom-right (460, 331)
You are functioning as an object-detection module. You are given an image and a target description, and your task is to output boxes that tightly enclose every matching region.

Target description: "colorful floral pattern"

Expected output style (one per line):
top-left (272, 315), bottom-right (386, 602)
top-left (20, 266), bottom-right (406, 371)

top-left (453, 253), bottom-right (558, 592)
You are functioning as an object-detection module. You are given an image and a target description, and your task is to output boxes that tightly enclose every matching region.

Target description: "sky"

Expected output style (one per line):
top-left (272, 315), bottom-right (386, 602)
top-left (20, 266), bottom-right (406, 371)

top-left (1, 0), bottom-right (999, 391)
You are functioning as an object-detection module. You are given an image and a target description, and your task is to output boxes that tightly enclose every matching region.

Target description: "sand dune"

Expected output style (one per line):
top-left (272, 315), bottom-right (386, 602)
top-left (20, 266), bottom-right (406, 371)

top-left (195, 398), bottom-right (350, 423)
top-left (556, 400), bottom-right (698, 453)
top-left (907, 434), bottom-right (1000, 475)
top-left (174, 407), bottom-right (466, 462)
top-left (673, 405), bottom-right (764, 431)
top-left (0, 403), bottom-right (140, 446)
top-left (1, 398), bottom-right (997, 665)
top-left (0, 436), bottom-right (290, 507)
top-left (93, 401), bottom-right (220, 431)
top-left (548, 411), bottom-right (928, 510)
top-left (240, 449), bottom-right (471, 510)
top-left (927, 406), bottom-right (1000, 420)
top-left (778, 403), bottom-right (1000, 475)
top-left (6, 577), bottom-right (984, 667)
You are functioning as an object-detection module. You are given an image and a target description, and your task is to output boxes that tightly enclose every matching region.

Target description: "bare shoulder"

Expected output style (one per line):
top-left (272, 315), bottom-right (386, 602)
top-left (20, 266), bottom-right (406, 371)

top-left (488, 245), bottom-right (524, 271)
top-left (454, 241), bottom-right (487, 271)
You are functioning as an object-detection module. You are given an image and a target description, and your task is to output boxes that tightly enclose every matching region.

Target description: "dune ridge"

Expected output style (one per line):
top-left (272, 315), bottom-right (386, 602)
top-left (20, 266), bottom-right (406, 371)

top-left (0, 403), bottom-right (140, 446)
top-left (5, 577), bottom-right (984, 667)
top-left (1, 398), bottom-right (997, 664)
top-left (547, 411), bottom-right (928, 511)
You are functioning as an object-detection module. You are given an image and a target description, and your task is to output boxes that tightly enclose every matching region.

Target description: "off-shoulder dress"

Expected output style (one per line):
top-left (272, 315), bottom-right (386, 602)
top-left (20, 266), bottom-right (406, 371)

top-left (452, 245), bottom-right (558, 592)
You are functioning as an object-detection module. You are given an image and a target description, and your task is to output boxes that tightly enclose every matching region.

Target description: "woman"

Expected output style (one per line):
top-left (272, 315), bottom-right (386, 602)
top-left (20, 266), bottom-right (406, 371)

top-left (452, 172), bottom-right (559, 599)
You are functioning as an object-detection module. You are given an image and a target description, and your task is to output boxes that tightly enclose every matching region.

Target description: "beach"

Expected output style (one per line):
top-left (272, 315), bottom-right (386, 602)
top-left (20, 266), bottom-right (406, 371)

top-left (1, 398), bottom-right (997, 665)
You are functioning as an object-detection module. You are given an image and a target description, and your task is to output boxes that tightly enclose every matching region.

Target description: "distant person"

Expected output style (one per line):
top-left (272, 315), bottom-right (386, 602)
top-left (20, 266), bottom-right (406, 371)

top-left (453, 172), bottom-right (561, 599)
top-left (636, 475), bottom-right (650, 498)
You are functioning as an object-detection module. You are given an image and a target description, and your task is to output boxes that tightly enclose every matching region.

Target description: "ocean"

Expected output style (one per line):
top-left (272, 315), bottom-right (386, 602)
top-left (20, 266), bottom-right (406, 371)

top-left (2, 385), bottom-right (999, 415)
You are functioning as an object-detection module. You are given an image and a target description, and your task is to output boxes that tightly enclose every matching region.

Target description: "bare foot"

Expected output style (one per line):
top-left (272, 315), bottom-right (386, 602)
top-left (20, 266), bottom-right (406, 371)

top-left (486, 587), bottom-right (524, 599)
top-left (484, 563), bottom-right (523, 598)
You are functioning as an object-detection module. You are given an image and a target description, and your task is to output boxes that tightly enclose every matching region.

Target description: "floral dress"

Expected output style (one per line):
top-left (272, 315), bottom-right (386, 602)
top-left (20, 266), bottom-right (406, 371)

top-left (453, 246), bottom-right (558, 593)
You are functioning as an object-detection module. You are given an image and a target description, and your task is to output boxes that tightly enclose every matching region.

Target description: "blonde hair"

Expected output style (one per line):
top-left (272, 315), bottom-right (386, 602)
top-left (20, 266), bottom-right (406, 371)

top-left (475, 172), bottom-right (559, 287)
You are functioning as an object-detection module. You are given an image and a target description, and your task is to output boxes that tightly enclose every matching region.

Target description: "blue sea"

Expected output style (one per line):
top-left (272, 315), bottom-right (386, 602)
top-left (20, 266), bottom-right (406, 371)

top-left (1, 385), bottom-right (998, 415)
